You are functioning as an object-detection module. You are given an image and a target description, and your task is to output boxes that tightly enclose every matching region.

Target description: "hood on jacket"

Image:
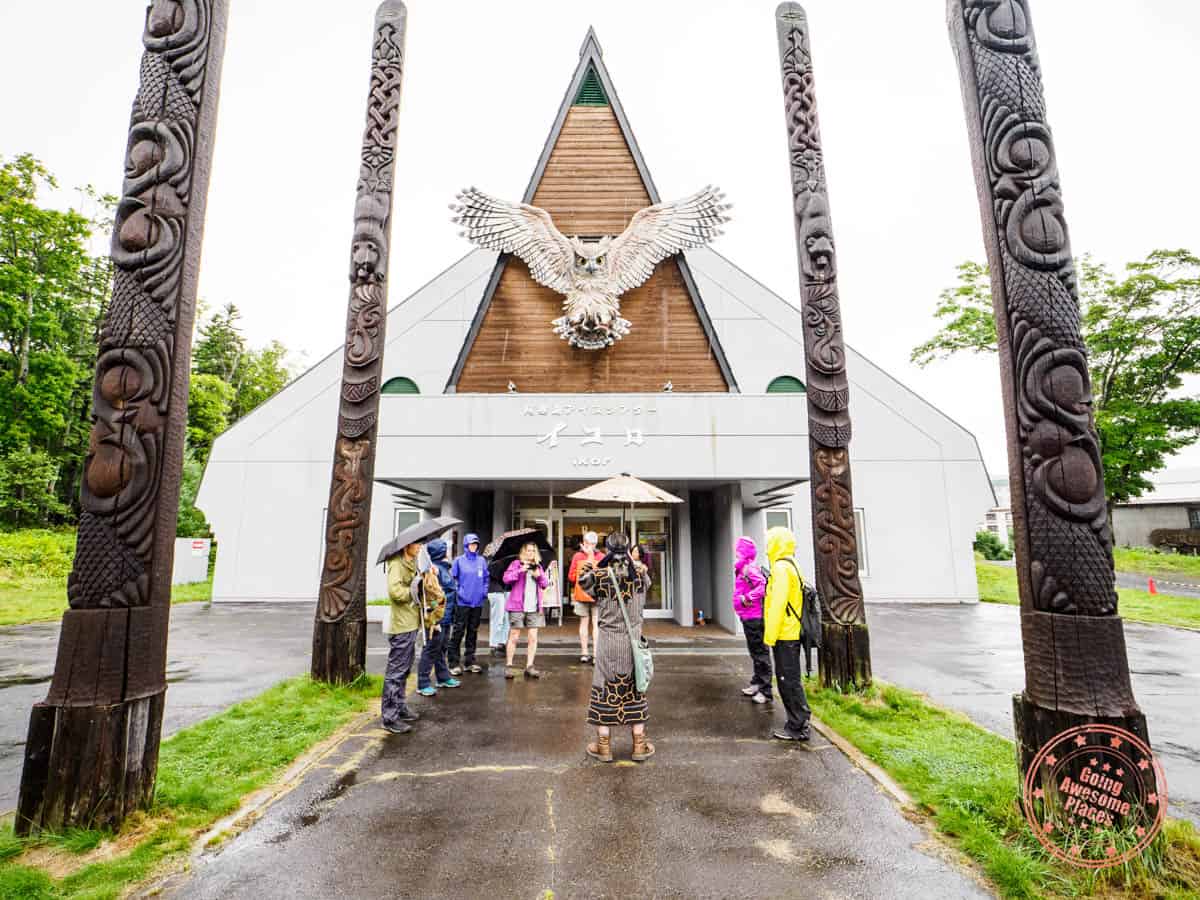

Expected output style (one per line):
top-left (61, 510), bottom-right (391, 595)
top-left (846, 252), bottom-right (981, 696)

top-left (427, 539), bottom-right (448, 563)
top-left (464, 533), bottom-right (480, 556)
top-left (735, 537), bottom-right (758, 569)
top-left (766, 527), bottom-right (796, 565)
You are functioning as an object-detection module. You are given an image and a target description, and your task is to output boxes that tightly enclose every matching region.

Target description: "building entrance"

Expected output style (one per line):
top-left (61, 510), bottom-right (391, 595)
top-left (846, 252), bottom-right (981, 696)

top-left (516, 505), bottom-right (674, 619)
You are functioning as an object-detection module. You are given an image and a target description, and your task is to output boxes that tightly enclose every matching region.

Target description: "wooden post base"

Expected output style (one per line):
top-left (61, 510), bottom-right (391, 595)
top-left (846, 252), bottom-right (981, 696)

top-left (311, 617), bottom-right (367, 685)
top-left (1012, 692), bottom-right (1150, 776)
top-left (16, 691), bottom-right (165, 836)
top-left (818, 620), bottom-right (872, 690)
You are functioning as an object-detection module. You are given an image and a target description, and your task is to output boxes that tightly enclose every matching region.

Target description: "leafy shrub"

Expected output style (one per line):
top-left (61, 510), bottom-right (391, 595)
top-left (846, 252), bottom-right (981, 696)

top-left (973, 530), bottom-right (1012, 561)
top-left (0, 528), bottom-right (75, 579)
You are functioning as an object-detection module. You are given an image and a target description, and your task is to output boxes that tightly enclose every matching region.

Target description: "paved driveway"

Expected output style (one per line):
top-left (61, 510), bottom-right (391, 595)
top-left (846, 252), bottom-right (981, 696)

top-left (867, 603), bottom-right (1200, 826)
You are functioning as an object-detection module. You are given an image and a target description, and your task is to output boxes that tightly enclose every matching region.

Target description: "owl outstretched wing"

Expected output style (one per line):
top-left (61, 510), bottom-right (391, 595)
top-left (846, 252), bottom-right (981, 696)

top-left (608, 186), bottom-right (731, 294)
top-left (451, 188), bottom-right (574, 293)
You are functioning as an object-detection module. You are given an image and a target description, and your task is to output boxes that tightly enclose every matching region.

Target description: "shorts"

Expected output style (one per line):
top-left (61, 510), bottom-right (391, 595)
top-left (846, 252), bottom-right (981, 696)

top-left (572, 601), bottom-right (596, 617)
top-left (508, 611), bottom-right (545, 629)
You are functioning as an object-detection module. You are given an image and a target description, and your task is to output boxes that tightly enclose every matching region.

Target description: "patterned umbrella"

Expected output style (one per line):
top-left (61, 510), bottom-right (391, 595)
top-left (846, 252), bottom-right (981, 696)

top-left (484, 528), bottom-right (556, 582)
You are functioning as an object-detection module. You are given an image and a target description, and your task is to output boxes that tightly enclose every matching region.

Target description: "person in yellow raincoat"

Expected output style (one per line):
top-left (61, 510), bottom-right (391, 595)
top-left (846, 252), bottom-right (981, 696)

top-left (762, 526), bottom-right (812, 741)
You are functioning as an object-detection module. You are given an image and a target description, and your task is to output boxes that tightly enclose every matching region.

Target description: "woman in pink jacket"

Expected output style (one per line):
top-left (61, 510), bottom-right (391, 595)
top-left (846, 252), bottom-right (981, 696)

top-left (502, 543), bottom-right (550, 680)
top-left (733, 536), bottom-right (771, 704)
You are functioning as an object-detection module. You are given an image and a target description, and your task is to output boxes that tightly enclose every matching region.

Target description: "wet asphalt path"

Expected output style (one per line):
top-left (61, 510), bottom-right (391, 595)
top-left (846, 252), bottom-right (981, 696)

top-left (0, 602), bottom-right (384, 814)
top-left (169, 652), bottom-right (988, 900)
top-left (867, 603), bottom-right (1200, 826)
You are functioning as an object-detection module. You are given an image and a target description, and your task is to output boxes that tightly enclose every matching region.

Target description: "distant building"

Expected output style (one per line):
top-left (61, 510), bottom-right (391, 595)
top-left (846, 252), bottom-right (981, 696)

top-left (1113, 468), bottom-right (1200, 549)
top-left (979, 479), bottom-right (1013, 546)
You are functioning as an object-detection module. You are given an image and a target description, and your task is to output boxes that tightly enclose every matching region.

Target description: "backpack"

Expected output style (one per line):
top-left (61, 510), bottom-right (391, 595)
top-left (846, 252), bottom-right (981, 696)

top-left (765, 558), bottom-right (822, 645)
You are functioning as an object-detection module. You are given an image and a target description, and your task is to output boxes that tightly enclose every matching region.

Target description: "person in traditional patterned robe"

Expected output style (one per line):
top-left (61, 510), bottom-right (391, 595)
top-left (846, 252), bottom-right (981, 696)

top-left (579, 533), bottom-right (654, 763)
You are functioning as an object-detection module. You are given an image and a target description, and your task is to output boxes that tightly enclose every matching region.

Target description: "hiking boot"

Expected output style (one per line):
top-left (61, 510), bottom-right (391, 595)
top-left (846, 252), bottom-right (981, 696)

top-left (449, 666), bottom-right (463, 677)
top-left (524, 666), bottom-right (542, 679)
top-left (586, 734), bottom-right (613, 763)
top-left (631, 732), bottom-right (656, 762)
top-left (751, 692), bottom-right (770, 705)
top-left (741, 685), bottom-right (760, 697)
top-left (504, 666), bottom-right (517, 680)
top-left (398, 708), bottom-right (420, 722)
top-left (383, 720), bottom-right (412, 734)
top-left (467, 664), bottom-right (483, 674)
top-left (417, 686), bottom-right (437, 697)
top-left (438, 677), bottom-right (462, 688)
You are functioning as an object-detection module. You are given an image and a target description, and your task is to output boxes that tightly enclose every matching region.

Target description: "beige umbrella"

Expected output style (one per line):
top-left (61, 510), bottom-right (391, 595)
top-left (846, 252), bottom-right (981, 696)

top-left (568, 473), bottom-right (683, 544)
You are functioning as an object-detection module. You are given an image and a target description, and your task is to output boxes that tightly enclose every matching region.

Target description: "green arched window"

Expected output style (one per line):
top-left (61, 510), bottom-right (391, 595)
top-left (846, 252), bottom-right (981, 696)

top-left (381, 377), bottom-right (420, 395)
top-left (767, 375), bottom-right (806, 394)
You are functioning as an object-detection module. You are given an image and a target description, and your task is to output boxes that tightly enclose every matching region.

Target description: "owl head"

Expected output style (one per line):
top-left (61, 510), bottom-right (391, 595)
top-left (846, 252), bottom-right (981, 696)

top-left (568, 235), bottom-right (612, 279)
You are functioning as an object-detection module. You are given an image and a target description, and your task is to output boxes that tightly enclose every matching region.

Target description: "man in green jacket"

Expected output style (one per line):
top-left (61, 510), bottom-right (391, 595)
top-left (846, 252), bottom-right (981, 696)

top-left (763, 526), bottom-right (811, 742)
top-left (382, 542), bottom-right (423, 734)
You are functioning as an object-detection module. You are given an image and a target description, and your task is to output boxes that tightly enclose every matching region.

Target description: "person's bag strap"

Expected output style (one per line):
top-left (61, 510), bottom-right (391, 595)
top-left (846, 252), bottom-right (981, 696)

top-left (608, 567), bottom-right (637, 637)
top-left (781, 558), bottom-right (804, 622)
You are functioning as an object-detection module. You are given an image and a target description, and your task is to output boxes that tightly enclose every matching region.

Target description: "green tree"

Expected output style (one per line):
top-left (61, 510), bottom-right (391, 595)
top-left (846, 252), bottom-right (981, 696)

top-left (912, 250), bottom-right (1200, 505)
top-left (192, 302), bottom-right (245, 383)
top-left (231, 340), bottom-right (292, 421)
top-left (176, 447), bottom-right (212, 537)
top-left (973, 530), bottom-right (1012, 561)
top-left (0, 154), bottom-right (111, 521)
top-left (187, 373), bottom-right (234, 463)
top-left (0, 447), bottom-right (69, 525)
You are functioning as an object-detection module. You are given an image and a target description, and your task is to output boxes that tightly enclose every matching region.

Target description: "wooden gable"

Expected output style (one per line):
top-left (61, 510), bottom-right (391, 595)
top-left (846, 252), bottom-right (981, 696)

top-left (451, 41), bottom-right (733, 395)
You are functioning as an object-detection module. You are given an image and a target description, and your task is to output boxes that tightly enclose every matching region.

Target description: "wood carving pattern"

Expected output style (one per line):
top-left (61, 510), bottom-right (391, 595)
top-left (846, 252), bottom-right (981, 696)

top-left (776, 4), bottom-right (866, 629)
top-left (950, 0), bottom-right (1114, 617)
top-left (316, 2), bottom-right (407, 625)
top-left (70, 0), bottom-right (214, 612)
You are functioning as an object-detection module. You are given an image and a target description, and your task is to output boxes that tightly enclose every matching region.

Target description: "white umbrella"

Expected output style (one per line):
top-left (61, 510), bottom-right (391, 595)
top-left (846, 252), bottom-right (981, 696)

top-left (568, 474), bottom-right (683, 544)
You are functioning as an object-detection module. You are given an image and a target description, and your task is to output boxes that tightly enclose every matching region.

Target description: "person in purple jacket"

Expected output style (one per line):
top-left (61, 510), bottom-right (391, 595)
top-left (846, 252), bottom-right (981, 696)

top-left (448, 533), bottom-right (488, 675)
top-left (733, 536), bottom-right (772, 705)
top-left (503, 542), bottom-right (550, 680)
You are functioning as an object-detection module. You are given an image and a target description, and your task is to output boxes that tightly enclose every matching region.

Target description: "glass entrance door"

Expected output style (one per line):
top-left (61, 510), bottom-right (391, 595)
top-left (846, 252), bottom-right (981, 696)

top-left (632, 512), bottom-right (672, 618)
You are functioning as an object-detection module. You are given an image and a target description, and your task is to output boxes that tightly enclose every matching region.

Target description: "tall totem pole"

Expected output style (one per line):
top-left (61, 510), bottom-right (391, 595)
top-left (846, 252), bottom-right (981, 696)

top-left (947, 0), bottom-right (1148, 772)
top-left (17, 0), bottom-right (228, 834)
top-left (775, 3), bottom-right (871, 689)
top-left (312, 1), bottom-right (408, 684)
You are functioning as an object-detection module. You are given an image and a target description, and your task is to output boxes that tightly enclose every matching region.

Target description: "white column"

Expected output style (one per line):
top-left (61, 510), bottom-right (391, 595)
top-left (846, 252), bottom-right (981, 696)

top-left (674, 488), bottom-right (693, 627)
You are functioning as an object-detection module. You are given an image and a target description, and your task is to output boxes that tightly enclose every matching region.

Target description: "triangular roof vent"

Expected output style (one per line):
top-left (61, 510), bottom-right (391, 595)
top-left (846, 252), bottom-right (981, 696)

top-left (574, 66), bottom-right (608, 106)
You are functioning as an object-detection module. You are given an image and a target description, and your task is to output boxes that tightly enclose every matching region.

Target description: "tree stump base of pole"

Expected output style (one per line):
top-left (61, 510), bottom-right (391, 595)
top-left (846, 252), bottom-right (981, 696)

top-left (818, 620), bottom-right (871, 691)
top-left (1012, 693), bottom-right (1150, 777)
top-left (15, 691), bottom-right (165, 836)
top-left (311, 617), bottom-right (367, 685)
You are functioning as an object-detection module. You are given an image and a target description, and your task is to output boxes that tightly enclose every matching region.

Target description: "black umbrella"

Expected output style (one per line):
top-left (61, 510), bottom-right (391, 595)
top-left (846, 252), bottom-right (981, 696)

top-left (375, 515), bottom-right (462, 565)
top-left (485, 528), bottom-right (555, 582)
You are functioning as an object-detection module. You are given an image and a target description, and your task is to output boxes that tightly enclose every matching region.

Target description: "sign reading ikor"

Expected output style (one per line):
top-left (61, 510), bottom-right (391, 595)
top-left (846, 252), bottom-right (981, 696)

top-left (1022, 725), bottom-right (1167, 869)
top-left (451, 187), bottom-right (730, 349)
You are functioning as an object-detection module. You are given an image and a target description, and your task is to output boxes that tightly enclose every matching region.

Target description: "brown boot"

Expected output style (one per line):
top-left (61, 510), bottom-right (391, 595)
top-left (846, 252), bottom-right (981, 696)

top-left (586, 733), bottom-right (613, 763)
top-left (631, 731), bottom-right (655, 762)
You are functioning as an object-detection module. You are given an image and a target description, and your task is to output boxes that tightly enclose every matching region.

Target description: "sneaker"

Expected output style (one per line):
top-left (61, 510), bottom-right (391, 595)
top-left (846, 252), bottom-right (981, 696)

top-left (417, 686), bottom-right (437, 697)
top-left (580, 655), bottom-right (591, 664)
top-left (467, 664), bottom-right (483, 674)
top-left (398, 708), bottom-right (420, 722)
top-left (524, 666), bottom-right (542, 679)
top-left (741, 685), bottom-right (760, 697)
top-left (751, 692), bottom-right (769, 705)
top-left (383, 721), bottom-right (412, 734)
top-left (505, 667), bottom-right (517, 680)
top-left (438, 678), bottom-right (462, 689)
top-left (771, 727), bottom-right (811, 742)
top-left (449, 666), bottom-right (463, 677)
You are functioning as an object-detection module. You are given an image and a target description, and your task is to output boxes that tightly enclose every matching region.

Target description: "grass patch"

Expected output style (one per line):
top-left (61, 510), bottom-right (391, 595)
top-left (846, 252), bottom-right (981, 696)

top-left (976, 562), bottom-right (1200, 631)
top-left (0, 674), bottom-right (381, 899)
top-left (0, 577), bottom-right (213, 628)
top-left (1114, 546), bottom-right (1200, 580)
top-left (807, 678), bottom-right (1200, 898)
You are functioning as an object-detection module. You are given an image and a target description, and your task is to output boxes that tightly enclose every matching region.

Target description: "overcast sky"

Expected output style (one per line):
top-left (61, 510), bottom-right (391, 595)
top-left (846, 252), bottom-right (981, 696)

top-left (3, 1), bottom-right (1198, 478)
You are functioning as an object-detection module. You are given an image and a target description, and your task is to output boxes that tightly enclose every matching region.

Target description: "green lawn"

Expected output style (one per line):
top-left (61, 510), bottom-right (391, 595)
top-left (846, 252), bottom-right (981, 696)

top-left (1114, 547), bottom-right (1200, 580)
top-left (807, 679), bottom-right (1200, 898)
top-left (977, 562), bottom-right (1200, 631)
top-left (0, 675), bottom-right (380, 899)
top-left (0, 529), bottom-right (213, 626)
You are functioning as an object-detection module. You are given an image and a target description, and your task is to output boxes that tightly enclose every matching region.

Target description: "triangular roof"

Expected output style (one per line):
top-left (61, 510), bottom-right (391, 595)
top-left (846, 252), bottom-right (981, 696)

top-left (446, 27), bottom-right (739, 392)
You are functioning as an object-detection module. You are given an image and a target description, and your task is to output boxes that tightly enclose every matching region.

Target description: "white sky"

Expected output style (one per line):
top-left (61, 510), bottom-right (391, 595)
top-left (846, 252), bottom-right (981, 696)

top-left (3, 1), bottom-right (1198, 478)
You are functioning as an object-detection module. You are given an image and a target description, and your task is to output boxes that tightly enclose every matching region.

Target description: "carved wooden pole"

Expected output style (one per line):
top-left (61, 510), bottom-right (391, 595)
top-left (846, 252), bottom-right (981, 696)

top-left (775, 3), bottom-right (871, 689)
top-left (312, 1), bottom-right (407, 684)
top-left (16, 0), bottom-right (228, 834)
top-left (947, 0), bottom-right (1148, 774)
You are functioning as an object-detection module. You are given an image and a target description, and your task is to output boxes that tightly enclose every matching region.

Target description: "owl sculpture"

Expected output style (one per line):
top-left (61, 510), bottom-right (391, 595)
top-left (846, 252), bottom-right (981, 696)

top-left (451, 186), bottom-right (731, 350)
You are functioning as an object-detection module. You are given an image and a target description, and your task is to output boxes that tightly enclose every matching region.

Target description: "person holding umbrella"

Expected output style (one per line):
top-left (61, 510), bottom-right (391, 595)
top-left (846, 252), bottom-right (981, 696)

top-left (501, 540), bottom-right (551, 680)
